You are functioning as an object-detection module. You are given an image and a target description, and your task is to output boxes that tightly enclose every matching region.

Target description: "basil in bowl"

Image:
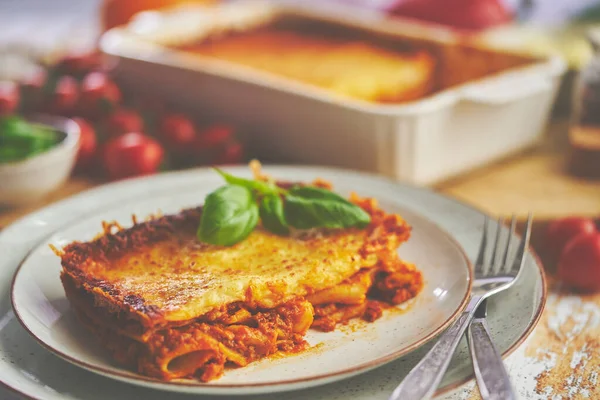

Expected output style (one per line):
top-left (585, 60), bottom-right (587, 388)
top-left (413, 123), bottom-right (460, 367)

top-left (0, 114), bottom-right (80, 207)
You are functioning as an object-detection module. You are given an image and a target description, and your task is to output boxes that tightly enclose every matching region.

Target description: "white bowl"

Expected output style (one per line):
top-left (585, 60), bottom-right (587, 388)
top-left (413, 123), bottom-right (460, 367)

top-left (0, 114), bottom-right (80, 207)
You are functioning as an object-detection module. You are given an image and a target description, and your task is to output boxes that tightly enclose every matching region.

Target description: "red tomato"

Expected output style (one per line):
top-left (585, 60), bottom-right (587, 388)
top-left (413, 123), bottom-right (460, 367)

top-left (391, 0), bottom-right (512, 31)
top-left (102, 132), bottom-right (164, 180)
top-left (105, 108), bottom-right (143, 138)
top-left (57, 52), bottom-right (102, 75)
top-left (73, 118), bottom-right (98, 170)
top-left (546, 217), bottom-right (597, 261)
top-left (19, 67), bottom-right (47, 112)
top-left (557, 233), bottom-right (600, 292)
top-left (79, 72), bottom-right (121, 118)
top-left (212, 141), bottom-right (244, 165)
top-left (46, 76), bottom-right (79, 116)
top-left (160, 114), bottom-right (196, 150)
top-left (0, 81), bottom-right (20, 116)
top-left (195, 125), bottom-right (233, 150)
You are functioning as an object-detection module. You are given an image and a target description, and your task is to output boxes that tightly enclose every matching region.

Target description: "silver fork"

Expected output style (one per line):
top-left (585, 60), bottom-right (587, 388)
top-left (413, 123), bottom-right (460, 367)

top-left (468, 298), bottom-right (516, 399)
top-left (388, 213), bottom-right (532, 400)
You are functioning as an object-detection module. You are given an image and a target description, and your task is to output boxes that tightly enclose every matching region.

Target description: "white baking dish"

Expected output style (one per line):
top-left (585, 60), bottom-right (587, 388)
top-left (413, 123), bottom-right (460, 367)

top-left (99, 0), bottom-right (566, 185)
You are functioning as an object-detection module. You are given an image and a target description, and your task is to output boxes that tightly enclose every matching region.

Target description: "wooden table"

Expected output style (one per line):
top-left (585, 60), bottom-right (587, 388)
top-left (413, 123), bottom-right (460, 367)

top-left (437, 122), bottom-right (600, 400)
top-left (1, 119), bottom-right (599, 399)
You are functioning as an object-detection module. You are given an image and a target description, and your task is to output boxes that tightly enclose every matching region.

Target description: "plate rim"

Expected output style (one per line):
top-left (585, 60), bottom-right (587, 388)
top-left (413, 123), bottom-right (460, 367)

top-left (0, 165), bottom-right (547, 399)
top-left (9, 191), bottom-right (474, 392)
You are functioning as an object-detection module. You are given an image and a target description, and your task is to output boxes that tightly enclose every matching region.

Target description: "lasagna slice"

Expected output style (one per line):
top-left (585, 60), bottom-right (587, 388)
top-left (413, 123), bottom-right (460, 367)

top-left (54, 185), bottom-right (422, 382)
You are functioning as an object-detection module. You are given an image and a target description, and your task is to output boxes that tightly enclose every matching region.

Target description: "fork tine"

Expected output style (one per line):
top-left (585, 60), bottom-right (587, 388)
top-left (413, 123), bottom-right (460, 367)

top-left (491, 217), bottom-right (504, 273)
top-left (475, 216), bottom-right (489, 272)
top-left (502, 215), bottom-right (517, 271)
top-left (511, 213), bottom-right (533, 274)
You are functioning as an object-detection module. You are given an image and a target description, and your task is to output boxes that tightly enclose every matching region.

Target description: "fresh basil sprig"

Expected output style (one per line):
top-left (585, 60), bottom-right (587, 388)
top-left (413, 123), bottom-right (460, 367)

top-left (215, 168), bottom-right (283, 194)
top-left (259, 194), bottom-right (289, 235)
top-left (197, 168), bottom-right (371, 246)
top-left (285, 186), bottom-right (370, 230)
top-left (0, 116), bottom-right (60, 164)
top-left (197, 185), bottom-right (259, 246)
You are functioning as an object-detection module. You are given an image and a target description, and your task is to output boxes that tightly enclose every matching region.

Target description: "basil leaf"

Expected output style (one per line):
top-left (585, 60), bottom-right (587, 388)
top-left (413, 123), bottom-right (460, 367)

top-left (259, 194), bottom-right (289, 235)
top-left (285, 186), bottom-right (371, 229)
top-left (197, 184), bottom-right (259, 246)
top-left (0, 117), bottom-right (59, 163)
top-left (0, 117), bottom-right (57, 144)
top-left (0, 146), bottom-right (29, 163)
top-left (214, 168), bottom-right (280, 195)
top-left (288, 186), bottom-right (350, 202)
top-left (0, 116), bottom-right (32, 143)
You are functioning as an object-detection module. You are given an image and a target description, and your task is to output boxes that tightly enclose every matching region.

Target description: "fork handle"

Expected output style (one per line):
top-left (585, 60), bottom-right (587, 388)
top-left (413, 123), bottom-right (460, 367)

top-left (388, 307), bottom-right (477, 400)
top-left (468, 317), bottom-right (517, 400)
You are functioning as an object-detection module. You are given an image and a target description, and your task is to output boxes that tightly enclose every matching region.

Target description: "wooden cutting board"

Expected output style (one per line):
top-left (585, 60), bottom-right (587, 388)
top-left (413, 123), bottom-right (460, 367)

top-left (436, 119), bottom-right (600, 220)
top-left (438, 149), bottom-right (600, 224)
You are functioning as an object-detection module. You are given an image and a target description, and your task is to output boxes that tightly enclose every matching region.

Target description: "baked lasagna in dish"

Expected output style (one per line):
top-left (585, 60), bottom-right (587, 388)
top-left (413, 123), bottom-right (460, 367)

top-left (54, 165), bottom-right (423, 382)
top-left (179, 28), bottom-right (436, 103)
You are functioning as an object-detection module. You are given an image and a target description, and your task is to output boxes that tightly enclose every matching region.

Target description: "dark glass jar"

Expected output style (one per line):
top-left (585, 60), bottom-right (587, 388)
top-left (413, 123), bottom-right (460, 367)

top-left (569, 28), bottom-right (600, 179)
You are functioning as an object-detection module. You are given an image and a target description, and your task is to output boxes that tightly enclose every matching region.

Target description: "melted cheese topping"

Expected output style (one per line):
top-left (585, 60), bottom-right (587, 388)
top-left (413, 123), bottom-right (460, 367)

top-left (180, 30), bottom-right (435, 102)
top-left (88, 228), bottom-right (378, 322)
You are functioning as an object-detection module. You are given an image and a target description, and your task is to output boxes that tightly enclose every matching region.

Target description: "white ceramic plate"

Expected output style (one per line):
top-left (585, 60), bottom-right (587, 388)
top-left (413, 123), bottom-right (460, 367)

top-left (0, 166), bottom-right (546, 400)
top-left (10, 194), bottom-right (471, 395)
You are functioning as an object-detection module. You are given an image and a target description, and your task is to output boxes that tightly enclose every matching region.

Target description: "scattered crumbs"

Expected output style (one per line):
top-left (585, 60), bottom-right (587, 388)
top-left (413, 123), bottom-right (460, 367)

top-left (524, 287), bottom-right (600, 399)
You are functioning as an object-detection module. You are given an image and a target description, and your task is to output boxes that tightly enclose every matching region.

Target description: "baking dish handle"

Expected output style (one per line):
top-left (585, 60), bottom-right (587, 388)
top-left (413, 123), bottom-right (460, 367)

top-left (461, 74), bottom-right (553, 105)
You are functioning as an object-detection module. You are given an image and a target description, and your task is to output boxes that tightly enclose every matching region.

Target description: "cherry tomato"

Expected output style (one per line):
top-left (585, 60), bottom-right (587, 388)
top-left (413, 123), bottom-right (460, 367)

top-left (19, 67), bottom-right (47, 112)
top-left (102, 132), bottom-right (164, 180)
top-left (56, 52), bottom-right (102, 75)
top-left (557, 232), bottom-right (600, 292)
top-left (46, 76), bottom-right (79, 116)
top-left (105, 108), bottom-right (143, 138)
top-left (73, 118), bottom-right (98, 170)
top-left (159, 114), bottom-right (196, 150)
top-left (79, 72), bottom-right (121, 119)
top-left (0, 81), bottom-right (20, 116)
top-left (212, 141), bottom-right (244, 165)
top-left (546, 217), bottom-right (597, 261)
top-left (195, 125), bottom-right (233, 150)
